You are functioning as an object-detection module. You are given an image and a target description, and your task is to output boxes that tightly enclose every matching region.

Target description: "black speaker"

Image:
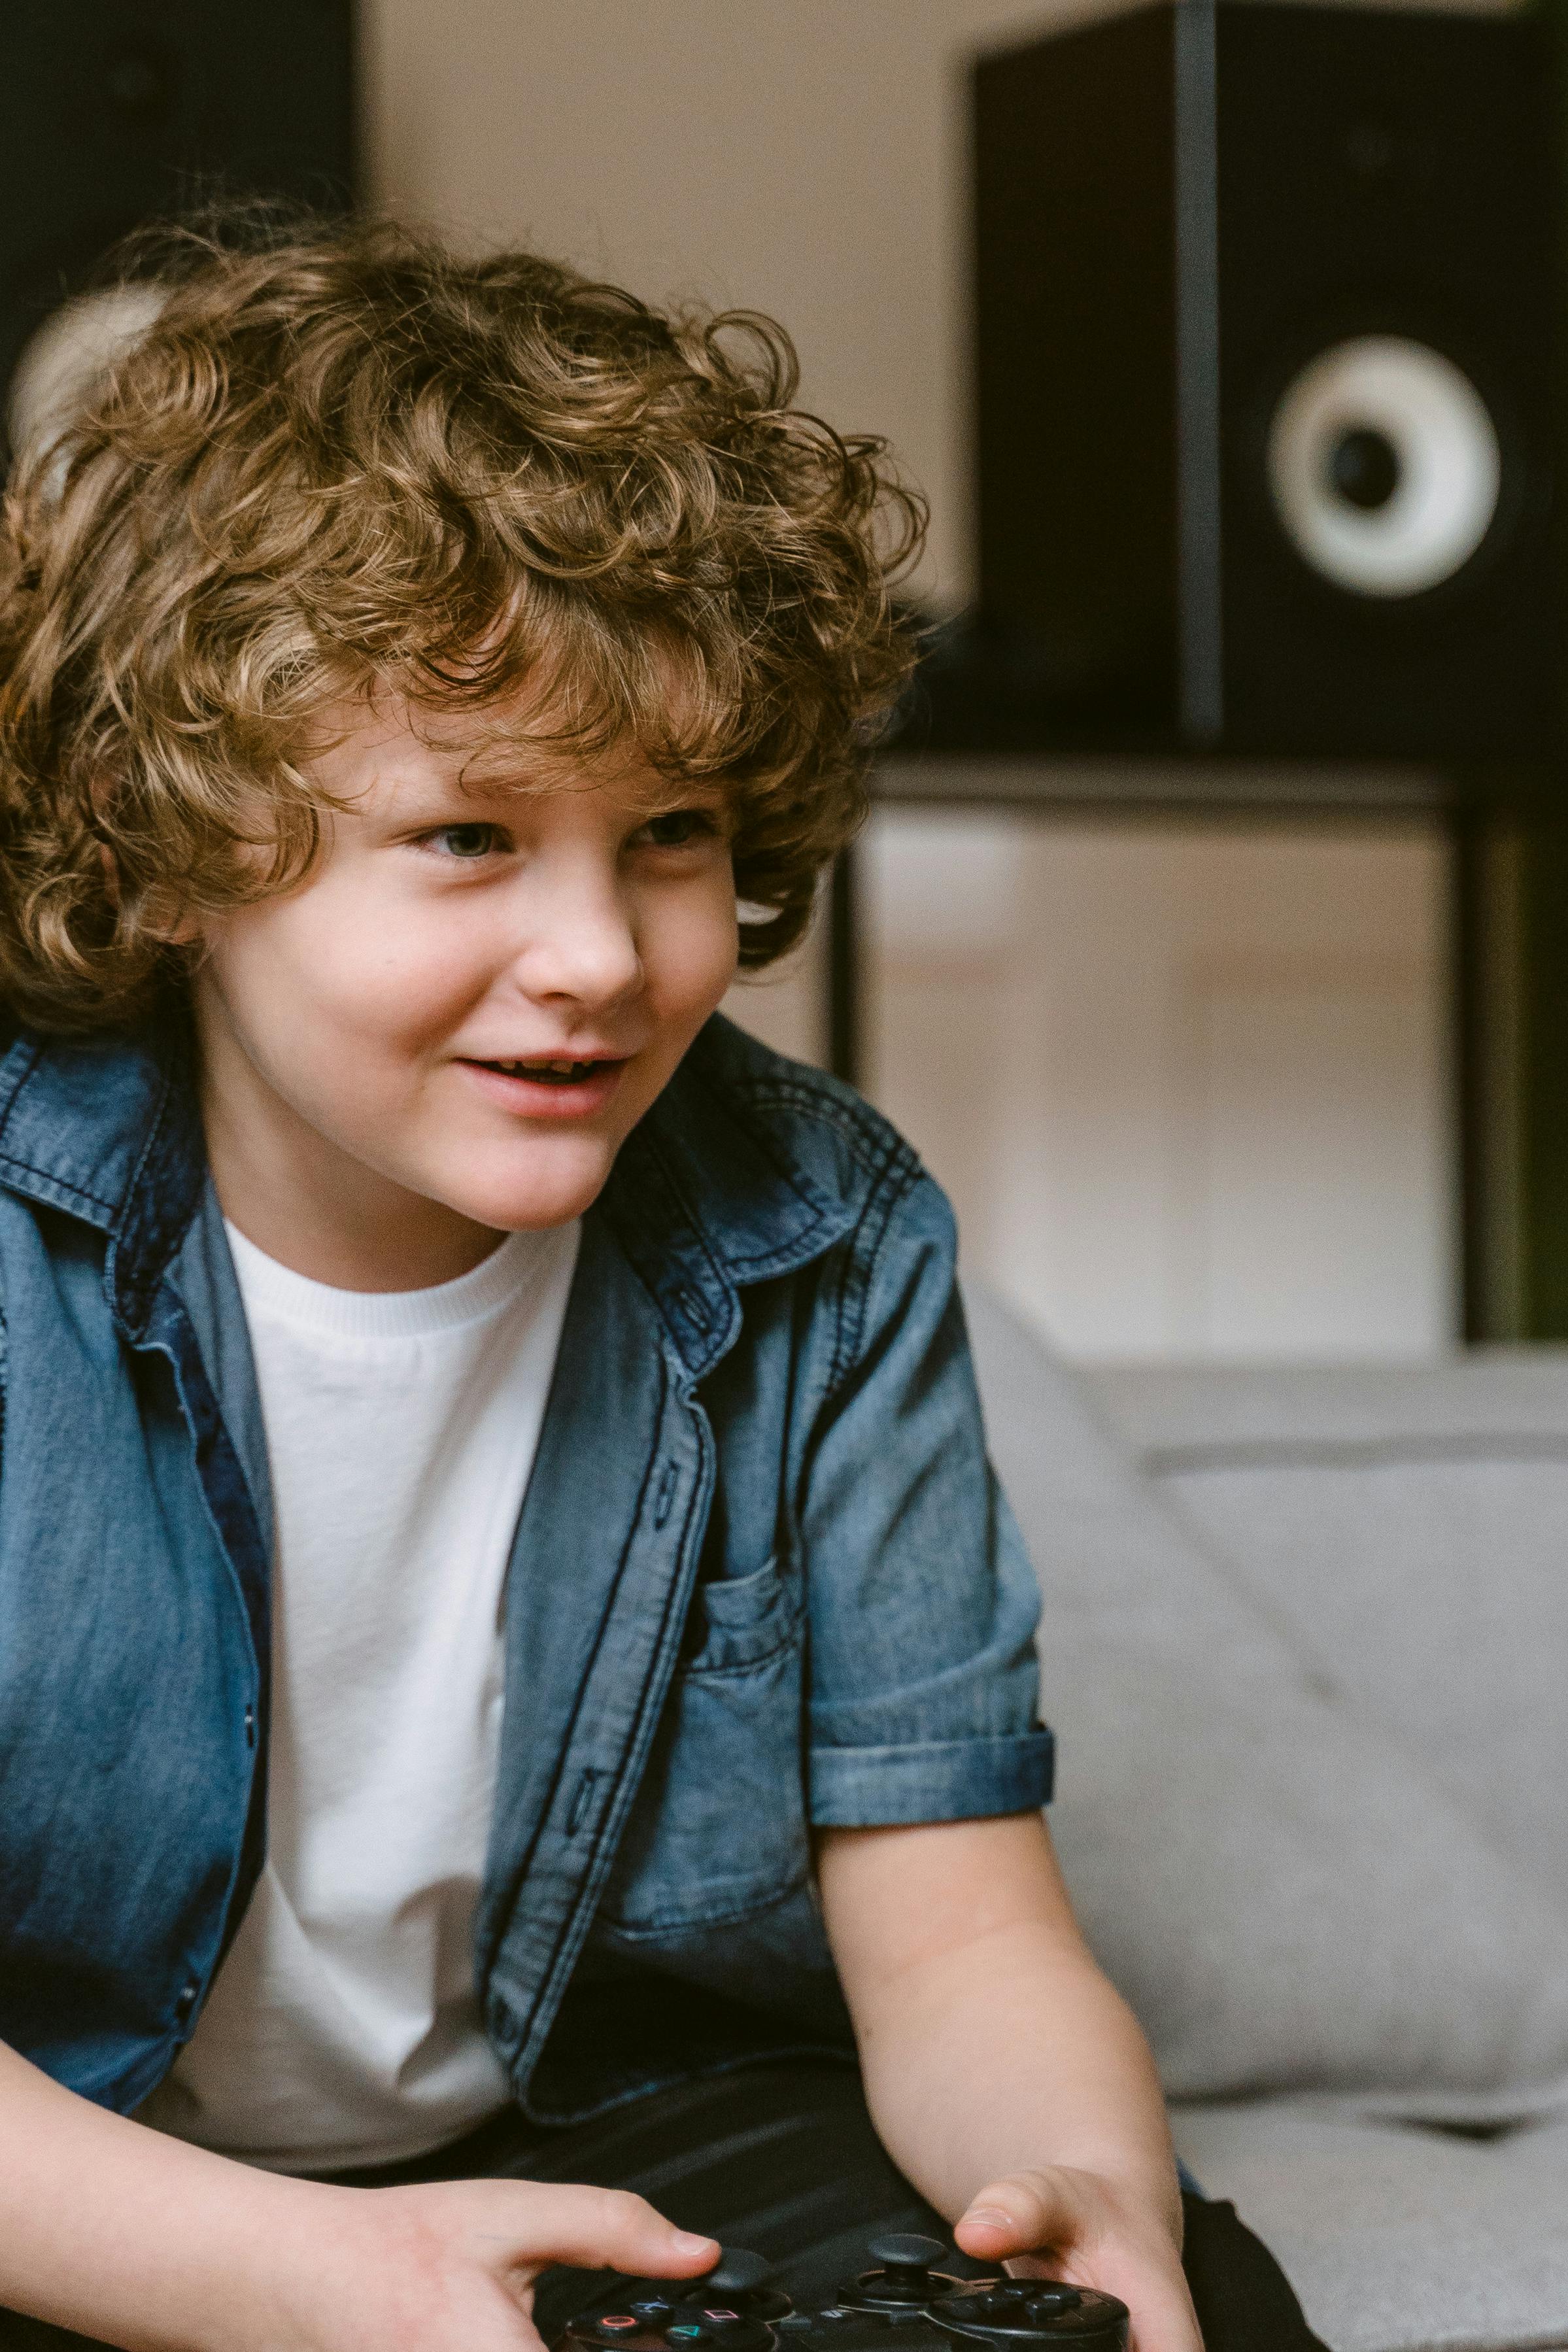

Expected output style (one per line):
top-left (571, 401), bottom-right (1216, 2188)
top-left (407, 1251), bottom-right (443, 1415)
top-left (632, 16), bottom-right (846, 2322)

top-left (1, 0), bottom-right (356, 455)
top-left (956, 0), bottom-right (1563, 761)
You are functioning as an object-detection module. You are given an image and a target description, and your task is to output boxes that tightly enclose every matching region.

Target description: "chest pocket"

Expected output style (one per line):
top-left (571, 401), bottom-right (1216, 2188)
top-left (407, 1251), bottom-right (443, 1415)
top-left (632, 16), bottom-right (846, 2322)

top-left (679, 1554), bottom-right (798, 1674)
top-left (593, 1554), bottom-right (808, 1935)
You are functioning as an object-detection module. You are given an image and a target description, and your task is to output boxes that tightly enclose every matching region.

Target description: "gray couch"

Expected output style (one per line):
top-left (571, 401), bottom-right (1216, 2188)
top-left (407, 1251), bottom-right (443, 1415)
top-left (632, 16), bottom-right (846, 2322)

top-left (963, 1287), bottom-right (1568, 2352)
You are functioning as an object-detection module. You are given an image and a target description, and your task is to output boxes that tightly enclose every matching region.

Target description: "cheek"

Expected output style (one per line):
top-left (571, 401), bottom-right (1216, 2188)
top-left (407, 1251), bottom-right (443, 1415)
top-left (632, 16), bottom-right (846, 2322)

top-left (207, 891), bottom-right (483, 1063)
top-left (643, 878), bottom-right (740, 1021)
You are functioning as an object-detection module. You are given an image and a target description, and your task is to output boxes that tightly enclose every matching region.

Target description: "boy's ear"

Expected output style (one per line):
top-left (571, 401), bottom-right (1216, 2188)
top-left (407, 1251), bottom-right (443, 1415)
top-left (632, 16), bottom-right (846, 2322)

top-left (143, 887), bottom-right (205, 949)
top-left (158, 908), bottom-right (204, 947)
top-left (97, 843), bottom-right (202, 947)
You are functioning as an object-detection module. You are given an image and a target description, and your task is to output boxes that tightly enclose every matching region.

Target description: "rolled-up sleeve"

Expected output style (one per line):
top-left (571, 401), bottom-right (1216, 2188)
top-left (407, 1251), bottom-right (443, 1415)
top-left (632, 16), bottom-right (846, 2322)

top-left (802, 1168), bottom-right (1055, 1826)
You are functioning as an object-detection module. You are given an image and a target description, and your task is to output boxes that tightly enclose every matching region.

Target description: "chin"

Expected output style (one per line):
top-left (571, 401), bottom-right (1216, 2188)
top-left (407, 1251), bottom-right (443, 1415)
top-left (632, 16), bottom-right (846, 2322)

top-left (442, 1139), bottom-right (618, 1233)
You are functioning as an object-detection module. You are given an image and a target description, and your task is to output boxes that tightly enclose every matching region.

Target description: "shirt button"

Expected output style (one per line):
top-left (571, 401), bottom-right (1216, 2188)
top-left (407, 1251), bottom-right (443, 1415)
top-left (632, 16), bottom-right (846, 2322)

top-left (243, 1705), bottom-right (256, 1747)
top-left (174, 1981), bottom-right (198, 2022)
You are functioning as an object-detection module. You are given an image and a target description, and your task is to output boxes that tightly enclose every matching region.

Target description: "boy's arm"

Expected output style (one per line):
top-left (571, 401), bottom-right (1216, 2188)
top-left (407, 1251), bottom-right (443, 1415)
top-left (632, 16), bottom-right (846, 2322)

top-left (0, 2037), bottom-right (715, 2352)
top-left (816, 1813), bottom-right (1202, 2352)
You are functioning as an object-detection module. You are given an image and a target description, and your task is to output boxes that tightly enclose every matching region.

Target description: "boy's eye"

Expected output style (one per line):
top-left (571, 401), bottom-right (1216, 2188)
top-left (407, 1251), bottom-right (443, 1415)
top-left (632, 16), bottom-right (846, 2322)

top-left (428, 822), bottom-right (501, 859)
top-left (638, 808), bottom-right (720, 849)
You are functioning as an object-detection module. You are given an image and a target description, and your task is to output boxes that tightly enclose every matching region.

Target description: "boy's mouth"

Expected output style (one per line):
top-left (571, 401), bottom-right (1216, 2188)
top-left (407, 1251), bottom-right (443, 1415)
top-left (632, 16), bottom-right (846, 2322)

top-left (456, 1051), bottom-right (633, 1119)
top-left (478, 1057), bottom-right (612, 1087)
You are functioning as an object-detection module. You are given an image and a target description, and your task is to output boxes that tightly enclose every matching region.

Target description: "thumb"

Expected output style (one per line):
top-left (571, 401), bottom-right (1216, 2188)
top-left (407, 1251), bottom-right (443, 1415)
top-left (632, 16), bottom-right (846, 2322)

top-left (484, 2182), bottom-right (718, 2280)
top-left (954, 2170), bottom-right (1080, 2264)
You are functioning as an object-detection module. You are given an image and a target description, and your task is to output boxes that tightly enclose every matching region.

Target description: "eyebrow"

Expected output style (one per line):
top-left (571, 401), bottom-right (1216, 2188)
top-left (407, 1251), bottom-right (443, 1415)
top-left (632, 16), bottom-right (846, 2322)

top-left (388, 760), bottom-right (734, 811)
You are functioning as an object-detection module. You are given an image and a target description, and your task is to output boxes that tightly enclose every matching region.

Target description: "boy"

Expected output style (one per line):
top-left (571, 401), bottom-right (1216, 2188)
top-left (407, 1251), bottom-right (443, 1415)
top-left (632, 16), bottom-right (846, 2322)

top-left (0, 220), bottom-right (1323, 2351)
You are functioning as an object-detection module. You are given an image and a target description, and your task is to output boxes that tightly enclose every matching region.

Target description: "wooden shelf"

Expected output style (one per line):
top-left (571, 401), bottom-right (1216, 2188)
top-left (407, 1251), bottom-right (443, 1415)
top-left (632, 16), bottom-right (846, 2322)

top-left (870, 751), bottom-right (1449, 821)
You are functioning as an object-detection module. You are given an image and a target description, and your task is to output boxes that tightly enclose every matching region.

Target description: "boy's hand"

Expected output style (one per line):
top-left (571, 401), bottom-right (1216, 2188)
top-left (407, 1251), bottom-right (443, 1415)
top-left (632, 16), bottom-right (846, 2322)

top-left (818, 1819), bottom-right (1206, 2352)
top-left (250, 2179), bottom-right (717, 2352)
top-left (955, 2168), bottom-right (1202, 2352)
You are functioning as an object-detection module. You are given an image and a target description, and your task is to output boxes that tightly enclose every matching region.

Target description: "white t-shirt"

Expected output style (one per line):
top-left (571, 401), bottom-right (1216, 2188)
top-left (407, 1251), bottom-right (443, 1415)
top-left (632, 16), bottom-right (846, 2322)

top-left (140, 1217), bottom-right (580, 2173)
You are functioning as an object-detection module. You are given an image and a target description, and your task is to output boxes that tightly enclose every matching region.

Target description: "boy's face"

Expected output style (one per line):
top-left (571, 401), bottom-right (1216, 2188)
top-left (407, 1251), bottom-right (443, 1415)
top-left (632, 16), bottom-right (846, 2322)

top-left (188, 691), bottom-right (741, 1287)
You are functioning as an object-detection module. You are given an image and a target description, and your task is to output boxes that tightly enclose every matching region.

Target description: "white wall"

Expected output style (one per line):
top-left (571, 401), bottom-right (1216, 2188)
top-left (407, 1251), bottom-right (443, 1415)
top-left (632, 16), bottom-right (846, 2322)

top-left (363, 0), bottom-right (1091, 607)
top-left (364, 0), bottom-right (1462, 1359)
top-left (866, 811), bottom-right (1455, 1357)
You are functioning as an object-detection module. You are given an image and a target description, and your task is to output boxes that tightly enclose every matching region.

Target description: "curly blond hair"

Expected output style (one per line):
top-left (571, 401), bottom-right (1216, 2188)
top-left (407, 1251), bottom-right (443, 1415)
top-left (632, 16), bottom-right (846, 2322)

top-left (0, 213), bottom-right (925, 1034)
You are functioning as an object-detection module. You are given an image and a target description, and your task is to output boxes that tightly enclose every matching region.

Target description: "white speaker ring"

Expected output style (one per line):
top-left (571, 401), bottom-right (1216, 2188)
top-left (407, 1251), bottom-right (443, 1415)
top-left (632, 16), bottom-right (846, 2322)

top-left (1266, 335), bottom-right (1502, 598)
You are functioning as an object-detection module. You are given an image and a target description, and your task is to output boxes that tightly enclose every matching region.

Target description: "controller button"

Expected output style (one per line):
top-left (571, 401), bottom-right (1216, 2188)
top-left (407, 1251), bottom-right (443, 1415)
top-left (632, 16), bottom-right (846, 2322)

top-left (702, 2314), bottom-right (740, 2325)
top-left (632, 2304), bottom-right (675, 2319)
top-left (821, 2309), bottom-right (855, 2323)
top-left (1025, 2289), bottom-right (1082, 2319)
top-left (597, 2322), bottom-right (639, 2335)
top-left (987, 2287), bottom-right (1030, 2308)
top-left (667, 2328), bottom-right (708, 2342)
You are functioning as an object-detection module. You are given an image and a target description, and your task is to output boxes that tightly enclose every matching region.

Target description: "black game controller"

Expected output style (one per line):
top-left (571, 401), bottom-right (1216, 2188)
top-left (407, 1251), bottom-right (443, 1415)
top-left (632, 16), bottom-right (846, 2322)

top-left (560, 2232), bottom-right (1129, 2352)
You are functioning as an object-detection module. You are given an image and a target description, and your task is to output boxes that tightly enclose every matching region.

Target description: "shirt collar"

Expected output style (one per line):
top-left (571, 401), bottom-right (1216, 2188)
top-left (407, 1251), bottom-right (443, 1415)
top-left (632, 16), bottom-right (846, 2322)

top-left (0, 1010), bottom-right (205, 1341)
top-left (600, 1017), bottom-right (862, 1378)
top-left (0, 1012), bottom-right (859, 1376)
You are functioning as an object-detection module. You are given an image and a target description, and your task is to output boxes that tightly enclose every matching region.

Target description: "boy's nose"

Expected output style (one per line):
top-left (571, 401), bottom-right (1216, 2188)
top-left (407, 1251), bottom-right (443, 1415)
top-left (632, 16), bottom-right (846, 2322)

top-left (509, 883), bottom-right (643, 1010)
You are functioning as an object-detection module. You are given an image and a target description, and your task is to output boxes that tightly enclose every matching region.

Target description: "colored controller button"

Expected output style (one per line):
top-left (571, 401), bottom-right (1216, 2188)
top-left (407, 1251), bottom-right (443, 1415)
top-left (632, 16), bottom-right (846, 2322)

top-left (632, 2304), bottom-right (675, 2319)
top-left (597, 2321), bottom-right (639, 2334)
top-left (702, 2313), bottom-right (740, 2324)
top-left (667, 2329), bottom-right (708, 2343)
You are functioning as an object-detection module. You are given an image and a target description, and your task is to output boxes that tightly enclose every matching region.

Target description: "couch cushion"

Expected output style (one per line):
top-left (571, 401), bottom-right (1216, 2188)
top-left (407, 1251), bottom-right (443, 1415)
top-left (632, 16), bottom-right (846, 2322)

top-left (1171, 2103), bottom-right (1568, 2352)
top-left (1088, 1353), bottom-right (1568, 1898)
top-left (963, 1288), bottom-right (1568, 2117)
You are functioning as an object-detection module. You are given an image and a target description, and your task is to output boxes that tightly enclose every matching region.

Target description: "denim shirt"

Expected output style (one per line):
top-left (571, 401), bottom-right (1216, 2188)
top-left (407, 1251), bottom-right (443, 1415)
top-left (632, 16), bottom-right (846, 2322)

top-left (0, 1008), bottom-right (1053, 2127)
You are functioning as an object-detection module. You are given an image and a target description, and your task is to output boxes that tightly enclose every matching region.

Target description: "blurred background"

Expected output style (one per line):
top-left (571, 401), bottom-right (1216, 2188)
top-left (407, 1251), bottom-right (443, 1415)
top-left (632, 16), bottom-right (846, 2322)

top-left (6, 0), bottom-right (1559, 1363)
top-left (362, 0), bottom-right (1530, 1364)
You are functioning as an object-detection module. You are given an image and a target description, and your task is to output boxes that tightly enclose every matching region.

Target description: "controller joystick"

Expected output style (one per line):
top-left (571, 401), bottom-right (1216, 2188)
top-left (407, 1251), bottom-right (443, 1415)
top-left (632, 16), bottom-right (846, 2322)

top-left (867, 2236), bottom-right (946, 2283)
top-left (700, 2254), bottom-right (780, 2300)
top-left (690, 2250), bottom-right (793, 2325)
top-left (840, 2234), bottom-right (966, 2313)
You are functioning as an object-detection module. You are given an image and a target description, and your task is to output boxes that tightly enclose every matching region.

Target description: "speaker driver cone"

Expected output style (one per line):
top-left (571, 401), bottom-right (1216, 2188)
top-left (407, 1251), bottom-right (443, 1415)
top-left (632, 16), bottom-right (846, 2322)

top-left (1266, 334), bottom-right (1501, 598)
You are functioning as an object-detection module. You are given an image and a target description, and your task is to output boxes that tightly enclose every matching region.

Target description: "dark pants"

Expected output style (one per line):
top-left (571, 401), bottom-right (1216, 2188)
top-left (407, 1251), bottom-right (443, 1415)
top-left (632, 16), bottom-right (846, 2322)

top-left (1, 2061), bottom-right (1331, 2350)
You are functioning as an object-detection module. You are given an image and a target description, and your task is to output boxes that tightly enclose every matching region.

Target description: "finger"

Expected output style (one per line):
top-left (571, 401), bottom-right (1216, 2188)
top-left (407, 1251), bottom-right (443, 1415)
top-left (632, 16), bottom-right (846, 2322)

top-left (477, 2182), bottom-right (717, 2279)
top-left (954, 2172), bottom-right (1080, 2262)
